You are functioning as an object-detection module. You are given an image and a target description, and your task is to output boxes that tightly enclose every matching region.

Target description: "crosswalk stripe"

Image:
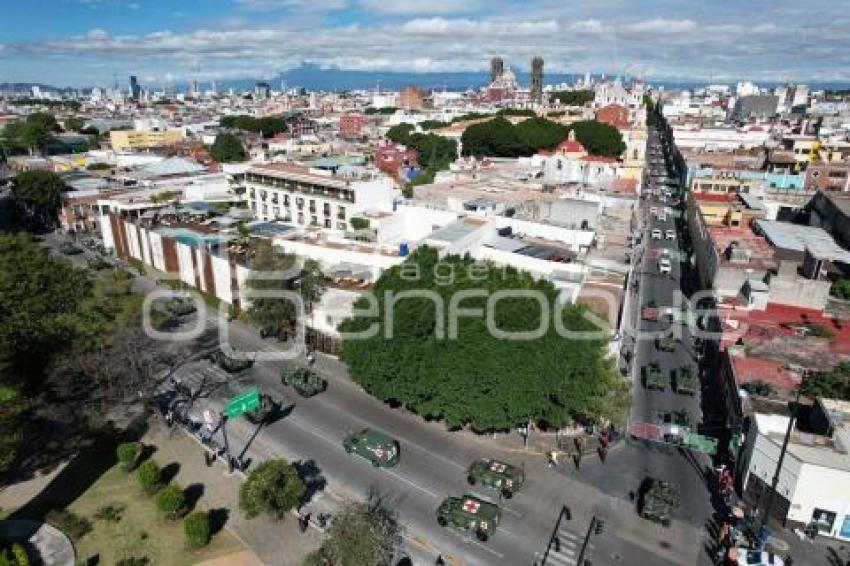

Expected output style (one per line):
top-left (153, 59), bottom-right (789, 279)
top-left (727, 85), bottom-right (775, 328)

top-left (558, 529), bottom-right (579, 542)
top-left (544, 552), bottom-right (574, 566)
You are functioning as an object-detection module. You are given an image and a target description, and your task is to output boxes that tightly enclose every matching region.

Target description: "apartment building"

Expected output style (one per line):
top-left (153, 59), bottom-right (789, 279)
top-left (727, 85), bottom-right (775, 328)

top-left (243, 163), bottom-right (395, 231)
top-left (109, 128), bottom-right (185, 151)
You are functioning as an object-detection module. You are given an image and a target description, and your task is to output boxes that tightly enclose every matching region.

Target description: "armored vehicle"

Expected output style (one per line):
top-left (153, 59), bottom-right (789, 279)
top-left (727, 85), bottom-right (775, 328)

top-left (343, 429), bottom-right (400, 467)
top-left (655, 335), bottom-right (678, 352)
top-left (244, 393), bottom-right (278, 425)
top-left (639, 479), bottom-right (680, 526)
top-left (466, 459), bottom-right (525, 499)
top-left (282, 368), bottom-right (327, 397)
top-left (59, 242), bottom-right (83, 255)
top-left (208, 349), bottom-right (254, 373)
top-left (165, 296), bottom-right (197, 316)
top-left (436, 495), bottom-right (501, 541)
top-left (673, 366), bottom-right (697, 395)
top-left (643, 362), bottom-right (665, 390)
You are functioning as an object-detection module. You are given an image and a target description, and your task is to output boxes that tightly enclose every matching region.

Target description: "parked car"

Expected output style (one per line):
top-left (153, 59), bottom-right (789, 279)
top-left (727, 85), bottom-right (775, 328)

top-left (734, 549), bottom-right (785, 566)
top-left (658, 258), bottom-right (672, 274)
top-left (665, 230), bottom-right (676, 240)
top-left (651, 229), bottom-right (662, 240)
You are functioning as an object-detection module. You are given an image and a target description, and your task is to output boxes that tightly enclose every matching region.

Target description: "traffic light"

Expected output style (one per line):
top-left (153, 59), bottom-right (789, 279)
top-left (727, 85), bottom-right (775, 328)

top-left (594, 519), bottom-right (605, 535)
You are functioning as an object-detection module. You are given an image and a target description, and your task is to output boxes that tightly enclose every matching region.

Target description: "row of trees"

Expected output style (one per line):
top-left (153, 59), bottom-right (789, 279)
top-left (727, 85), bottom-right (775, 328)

top-left (460, 117), bottom-right (625, 159)
top-left (10, 170), bottom-right (66, 231)
top-left (0, 112), bottom-right (61, 156)
top-left (551, 89), bottom-right (595, 106)
top-left (339, 247), bottom-right (631, 432)
top-left (460, 116), bottom-right (571, 158)
top-left (219, 115), bottom-right (287, 138)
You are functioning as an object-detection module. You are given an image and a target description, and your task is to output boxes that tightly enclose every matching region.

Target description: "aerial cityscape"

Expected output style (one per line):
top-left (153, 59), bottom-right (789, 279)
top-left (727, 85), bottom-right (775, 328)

top-left (2, 2), bottom-right (850, 566)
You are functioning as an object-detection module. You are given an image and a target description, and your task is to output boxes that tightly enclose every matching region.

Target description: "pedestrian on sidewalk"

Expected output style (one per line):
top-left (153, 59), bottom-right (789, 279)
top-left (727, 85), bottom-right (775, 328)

top-left (547, 451), bottom-right (558, 468)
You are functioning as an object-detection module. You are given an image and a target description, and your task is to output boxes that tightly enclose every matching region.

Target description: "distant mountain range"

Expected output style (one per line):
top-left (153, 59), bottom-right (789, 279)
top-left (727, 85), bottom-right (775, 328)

top-left (4, 64), bottom-right (850, 95)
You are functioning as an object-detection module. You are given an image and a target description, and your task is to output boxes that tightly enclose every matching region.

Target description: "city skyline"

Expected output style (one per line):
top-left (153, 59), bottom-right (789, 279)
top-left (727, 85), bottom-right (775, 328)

top-left (1, 0), bottom-right (848, 87)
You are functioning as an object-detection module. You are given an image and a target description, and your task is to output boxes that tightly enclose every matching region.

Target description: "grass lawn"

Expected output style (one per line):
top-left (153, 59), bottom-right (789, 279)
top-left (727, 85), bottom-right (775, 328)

top-left (67, 464), bottom-right (244, 565)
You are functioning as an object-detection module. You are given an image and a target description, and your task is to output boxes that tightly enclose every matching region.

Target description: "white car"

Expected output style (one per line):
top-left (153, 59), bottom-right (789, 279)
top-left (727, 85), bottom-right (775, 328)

top-left (651, 229), bottom-right (662, 239)
top-left (658, 258), bottom-right (671, 274)
top-left (650, 206), bottom-right (658, 216)
top-left (665, 230), bottom-right (676, 240)
top-left (659, 212), bottom-right (667, 221)
top-left (735, 549), bottom-right (785, 566)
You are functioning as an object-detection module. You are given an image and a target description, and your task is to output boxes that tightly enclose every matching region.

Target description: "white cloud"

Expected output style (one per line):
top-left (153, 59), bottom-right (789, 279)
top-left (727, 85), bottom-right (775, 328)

top-left (86, 28), bottom-right (109, 40)
top-left (356, 0), bottom-right (486, 15)
top-left (235, 0), bottom-right (347, 11)
top-left (399, 18), bottom-right (558, 36)
top-left (624, 18), bottom-right (696, 34)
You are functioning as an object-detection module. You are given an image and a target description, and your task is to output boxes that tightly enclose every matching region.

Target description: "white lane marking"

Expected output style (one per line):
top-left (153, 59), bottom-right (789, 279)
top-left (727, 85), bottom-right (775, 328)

top-left (499, 527), bottom-right (515, 537)
top-left (465, 537), bottom-right (505, 559)
top-left (286, 416), bottom-right (341, 446)
top-left (500, 505), bottom-right (523, 518)
top-left (383, 468), bottom-right (440, 499)
top-left (545, 552), bottom-right (575, 565)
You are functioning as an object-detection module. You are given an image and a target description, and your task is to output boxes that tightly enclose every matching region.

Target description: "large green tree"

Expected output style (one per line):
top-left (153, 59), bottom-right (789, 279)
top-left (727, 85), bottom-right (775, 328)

top-left (219, 115), bottom-right (287, 138)
top-left (461, 116), bottom-right (570, 158)
top-left (245, 240), bottom-right (299, 340)
top-left (239, 459), bottom-right (305, 519)
top-left (11, 170), bottom-right (66, 230)
top-left (551, 90), bottom-right (595, 106)
top-left (209, 132), bottom-right (248, 163)
top-left (339, 248), bottom-right (630, 432)
top-left (802, 362), bottom-right (850, 401)
top-left (565, 120), bottom-right (626, 158)
top-left (304, 499), bottom-right (399, 566)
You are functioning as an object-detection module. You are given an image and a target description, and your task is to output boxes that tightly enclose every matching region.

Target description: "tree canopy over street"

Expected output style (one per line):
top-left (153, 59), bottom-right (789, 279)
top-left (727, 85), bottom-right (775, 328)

top-left (11, 170), bottom-right (66, 231)
top-left (239, 459), bottom-right (305, 519)
top-left (339, 247), bottom-right (630, 432)
top-left (305, 498), bottom-right (399, 566)
top-left (0, 234), bottom-right (179, 479)
top-left (209, 132), bottom-right (248, 163)
top-left (565, 120), bottom-right (626, 157)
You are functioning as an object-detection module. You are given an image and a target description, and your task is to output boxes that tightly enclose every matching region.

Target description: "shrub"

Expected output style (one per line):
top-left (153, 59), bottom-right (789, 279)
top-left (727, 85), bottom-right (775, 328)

top-left (349, 217), bottom-right (370, 231)
top-left (11, 545), bottom-right (28, 566)
top-left (46, 509), bottom-right (92, 540)
top-left (116, 442), bottom-right (140, 471)
top-left (183, 511), bottom-right (211, 548)
top-left (93, 503), bottom-right (125, 523)
top-left (239, 459), bottom-right (305, 519)
top-left (155, 485), bottom-right (186, 519)
top-left (136, 461), bottom-right (161, 495)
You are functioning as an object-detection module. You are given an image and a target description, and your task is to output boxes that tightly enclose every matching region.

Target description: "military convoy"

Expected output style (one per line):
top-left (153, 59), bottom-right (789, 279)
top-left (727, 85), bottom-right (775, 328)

top-left (282, 368), bottom-right (327, 398)
top-left (672, 366), bottom-right (697, 395)
top-left (208, 349), bottom-right (254, 373)
top-left (466, 459), bottom-right (525, 499)
top-left (243, 394), bottom-right (279, 425)
top-left (343, 428), bottom-right (400, 467)
top-left (643, 362), bottom-right (665, 390)
top-left (436, 495), bottom-right (501, 541)
top-left (639, 478), bottom-right (680, 526)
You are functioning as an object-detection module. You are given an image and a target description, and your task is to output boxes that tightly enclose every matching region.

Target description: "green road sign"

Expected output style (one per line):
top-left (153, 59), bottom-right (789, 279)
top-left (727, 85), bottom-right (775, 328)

top-left (684, 433), bottom-right (718, 456)
top-left (226, 387), bottom-right (261, 418)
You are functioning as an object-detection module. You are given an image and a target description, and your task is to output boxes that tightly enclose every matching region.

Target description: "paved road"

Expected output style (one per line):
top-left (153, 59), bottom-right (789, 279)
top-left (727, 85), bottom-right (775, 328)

top-left (40, 207), bottom-right (705, 566)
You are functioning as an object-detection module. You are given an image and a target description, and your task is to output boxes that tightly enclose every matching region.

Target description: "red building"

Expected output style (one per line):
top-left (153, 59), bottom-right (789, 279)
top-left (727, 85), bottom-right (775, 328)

top-left (398, 87), bottom-right (427, 111)
top-left (374, 140), bottom-right (418, 177)
top-left (339, 114), bottom-right (365, 139)
top-left (595, 104), bottom-right (631, 130)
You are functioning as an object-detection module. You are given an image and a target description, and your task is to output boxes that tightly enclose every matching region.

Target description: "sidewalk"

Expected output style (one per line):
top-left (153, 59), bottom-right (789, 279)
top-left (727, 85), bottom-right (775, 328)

top-left (143, 422), bottom-right (323, 566)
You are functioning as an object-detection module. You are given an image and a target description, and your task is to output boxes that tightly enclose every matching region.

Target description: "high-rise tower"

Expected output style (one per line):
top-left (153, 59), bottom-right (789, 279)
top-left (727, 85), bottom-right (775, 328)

top-left (531, 56), bottom-right (544, 102)
top-left (490, 57), bottom-right (504, 84)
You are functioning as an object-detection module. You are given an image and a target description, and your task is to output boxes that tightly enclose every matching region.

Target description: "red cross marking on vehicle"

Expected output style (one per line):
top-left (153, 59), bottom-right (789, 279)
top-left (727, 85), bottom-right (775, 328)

top-left (462, 500), bottom-right (480, 514)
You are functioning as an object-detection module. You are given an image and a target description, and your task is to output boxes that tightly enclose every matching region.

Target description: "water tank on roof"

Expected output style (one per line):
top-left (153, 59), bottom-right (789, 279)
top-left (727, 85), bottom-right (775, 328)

top-left (399, 242), bottom-right (409, 257)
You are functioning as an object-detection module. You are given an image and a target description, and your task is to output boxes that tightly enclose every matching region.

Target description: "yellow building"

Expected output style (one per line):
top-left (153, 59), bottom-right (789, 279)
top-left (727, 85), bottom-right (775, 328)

top-left (109, 129), bottom-right (185, 151)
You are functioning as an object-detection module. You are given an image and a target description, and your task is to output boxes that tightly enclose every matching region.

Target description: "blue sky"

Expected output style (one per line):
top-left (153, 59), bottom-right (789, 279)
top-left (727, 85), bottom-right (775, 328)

top-left (1, 0), bottom-right (848, 87)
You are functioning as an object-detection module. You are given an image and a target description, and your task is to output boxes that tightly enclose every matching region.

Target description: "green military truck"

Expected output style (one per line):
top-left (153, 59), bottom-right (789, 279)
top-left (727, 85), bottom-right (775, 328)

top-left (343, 429), bottom-right (400, 467)
top-left (208, 349), bottom-right (254, 373)
top-left (673, 366), bottom-right (697, 395)
top-left (244, 394), bottom-right (278, 425)
top-left (643, 362), bottom-right (665, 391)
top-left (281, 367), bottom-right (327, 398)
top-left (466, 459), bottom-right (525, 499)
top-left (436, 495), bottom-right (501, 541)
top-left (639, 479), bottom-right (680, 526)
top-left (655, 335), bottom-right (678, 352)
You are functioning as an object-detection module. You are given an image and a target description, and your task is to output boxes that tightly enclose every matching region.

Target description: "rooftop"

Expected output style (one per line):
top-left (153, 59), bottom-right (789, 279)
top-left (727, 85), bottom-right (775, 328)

top-left (755, 219), bottom-right (850, 262)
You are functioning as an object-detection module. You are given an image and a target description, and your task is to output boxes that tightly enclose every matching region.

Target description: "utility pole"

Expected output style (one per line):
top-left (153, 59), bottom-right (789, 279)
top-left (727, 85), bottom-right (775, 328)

top-left (759, 387), bottom-right (802, 534)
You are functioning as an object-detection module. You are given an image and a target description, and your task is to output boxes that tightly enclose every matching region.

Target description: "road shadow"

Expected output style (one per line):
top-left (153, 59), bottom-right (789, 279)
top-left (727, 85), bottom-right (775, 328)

top-left (183, 483), bottom-right (205, 513)
top-left (293, 459), bottom-right (327, 505)
top-left (208, 507), bottom-right (229, 536)
top-left (8, 441), bottom-right (117, 521)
